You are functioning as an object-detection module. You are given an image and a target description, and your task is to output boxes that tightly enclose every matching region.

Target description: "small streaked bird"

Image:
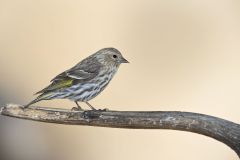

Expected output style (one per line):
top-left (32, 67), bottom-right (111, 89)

top-left (24, 48), bottom-right (129, 110)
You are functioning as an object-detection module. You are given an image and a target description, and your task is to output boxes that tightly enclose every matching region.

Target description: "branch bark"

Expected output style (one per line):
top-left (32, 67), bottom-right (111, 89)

top-left (1, 104), bottom-right (240, 158)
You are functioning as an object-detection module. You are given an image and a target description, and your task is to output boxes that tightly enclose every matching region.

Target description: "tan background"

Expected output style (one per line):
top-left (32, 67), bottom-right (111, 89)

top-left (0, 0), bottom-right (240, 159)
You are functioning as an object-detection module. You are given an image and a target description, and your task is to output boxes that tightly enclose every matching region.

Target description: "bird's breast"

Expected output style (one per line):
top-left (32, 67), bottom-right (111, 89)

top-left (65, 67), bottom-right (118, 101)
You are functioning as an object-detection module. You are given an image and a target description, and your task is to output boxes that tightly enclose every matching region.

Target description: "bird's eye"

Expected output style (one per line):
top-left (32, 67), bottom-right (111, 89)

top-left (113, 55), bottom-right (117, 59)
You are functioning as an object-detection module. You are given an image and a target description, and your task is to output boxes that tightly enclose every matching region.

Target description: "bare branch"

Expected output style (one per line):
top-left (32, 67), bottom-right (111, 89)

top-left (1, 104), bottom-right (240, 158)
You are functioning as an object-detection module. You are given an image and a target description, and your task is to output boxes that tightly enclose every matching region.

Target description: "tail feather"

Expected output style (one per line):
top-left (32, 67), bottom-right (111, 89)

top-left (24, 92), bottom-right (54, 108)
top-left (24, 98), bottom-right (41, 108)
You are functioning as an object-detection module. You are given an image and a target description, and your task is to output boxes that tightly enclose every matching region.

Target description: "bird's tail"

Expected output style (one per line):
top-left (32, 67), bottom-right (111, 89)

top-left (24, 98), bottom-right (41, 108)
top-left (24, 92), bottom-right (54, 108)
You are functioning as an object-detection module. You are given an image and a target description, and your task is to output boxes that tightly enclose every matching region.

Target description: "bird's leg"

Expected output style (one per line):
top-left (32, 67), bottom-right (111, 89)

top-left (85, 102), bottom-right (96, 110)
top-left (71, 101), bottom-right (84, 111)
top-left (75, 101), bottom-right (83, 110)
top-left (85, 102), bottom-right (109, 111)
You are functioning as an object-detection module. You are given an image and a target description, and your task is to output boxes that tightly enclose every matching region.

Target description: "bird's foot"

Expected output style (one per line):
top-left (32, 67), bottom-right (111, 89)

top-left (97, 108), bottom-right (109, 111)
top-left (82, 108), bottom-right (109, 119)
top-left (71, 107), bottom-right (84, 111)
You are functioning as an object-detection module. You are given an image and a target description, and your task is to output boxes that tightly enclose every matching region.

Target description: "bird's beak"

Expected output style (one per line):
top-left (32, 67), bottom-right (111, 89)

top-left (120, 57), bottom-right (129, 63)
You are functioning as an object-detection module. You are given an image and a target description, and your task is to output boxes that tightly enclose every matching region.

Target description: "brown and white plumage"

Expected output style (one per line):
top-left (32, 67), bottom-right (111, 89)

top-left (24, 48), bottom-right (129, 110)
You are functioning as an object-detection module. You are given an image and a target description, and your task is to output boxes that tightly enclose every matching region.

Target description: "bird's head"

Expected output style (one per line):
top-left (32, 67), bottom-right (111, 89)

top-left (95, 48), bottom-right (129, 66)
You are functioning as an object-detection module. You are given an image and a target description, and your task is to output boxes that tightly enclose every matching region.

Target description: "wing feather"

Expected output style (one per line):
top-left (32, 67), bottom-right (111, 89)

top-left (36, 57), bottom-right (102, 94)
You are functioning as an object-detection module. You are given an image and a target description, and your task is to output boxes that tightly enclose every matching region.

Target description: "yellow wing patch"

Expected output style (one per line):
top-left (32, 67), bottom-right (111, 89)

top-left (48, 79), bottom-right (73, 91)
top-left (35, 79), bottom-right (73, 94)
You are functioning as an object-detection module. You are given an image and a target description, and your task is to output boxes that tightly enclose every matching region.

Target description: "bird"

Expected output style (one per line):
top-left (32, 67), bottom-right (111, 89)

top-left (24, 47), bottom-right (129, 110)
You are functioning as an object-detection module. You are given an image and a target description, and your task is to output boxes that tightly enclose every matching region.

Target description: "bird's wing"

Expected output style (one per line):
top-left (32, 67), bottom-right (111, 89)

top-left (35, 57), bottom-right (102, 94)
top-left (51, 69), bottom-right (97, 81)
top-left (51, 56), bottom-right (102, 81)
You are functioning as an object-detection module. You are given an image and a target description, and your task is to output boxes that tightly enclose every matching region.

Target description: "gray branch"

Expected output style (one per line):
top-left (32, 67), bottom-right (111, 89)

top-left (1, 104), bottom-right (240, 158)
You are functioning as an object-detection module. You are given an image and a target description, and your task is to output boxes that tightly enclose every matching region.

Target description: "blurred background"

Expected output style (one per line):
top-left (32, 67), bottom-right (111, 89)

top-left (0, 0), bottom-right (240, 159)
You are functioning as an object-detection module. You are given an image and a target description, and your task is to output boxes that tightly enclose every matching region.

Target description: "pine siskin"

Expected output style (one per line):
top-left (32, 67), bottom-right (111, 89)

top-left (24, 48), bottom-right (129, 110)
